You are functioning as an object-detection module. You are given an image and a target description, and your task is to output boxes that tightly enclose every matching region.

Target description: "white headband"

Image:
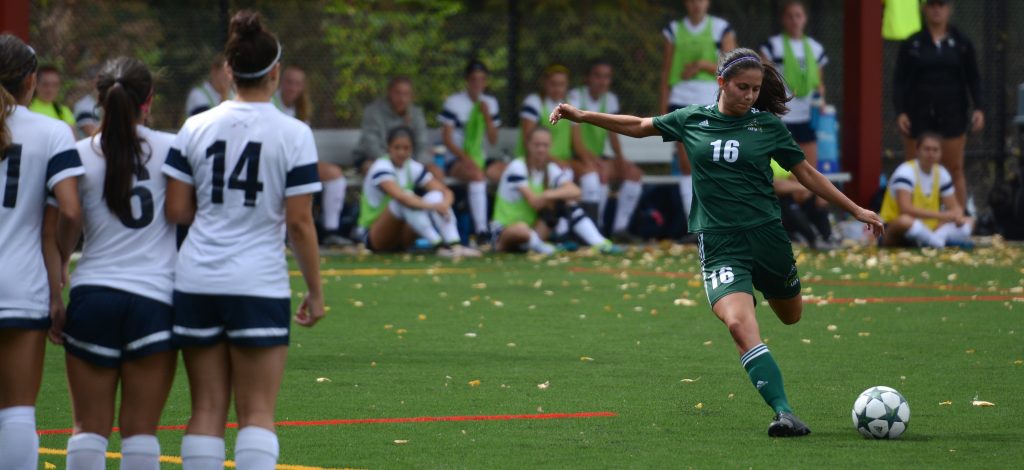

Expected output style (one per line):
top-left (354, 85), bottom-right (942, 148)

top-left (232, 41), bottom-right (282, 79)
top-left (718, 56), bottom-right (761, 77)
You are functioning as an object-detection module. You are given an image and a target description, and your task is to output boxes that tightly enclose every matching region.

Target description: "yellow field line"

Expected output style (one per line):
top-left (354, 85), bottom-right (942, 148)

top-left (39, 447), bottom-right (358, 470)
top-left (290, 267), bottom-right (476, 277)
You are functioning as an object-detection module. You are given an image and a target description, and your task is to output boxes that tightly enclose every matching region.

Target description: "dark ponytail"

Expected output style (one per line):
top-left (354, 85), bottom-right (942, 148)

top-left (0, 34), bottom-right (38, 159)
top-left (96, 57), bottom-right (152, 221)
top-left (717, 48), bottom-right (792, 116)
top-left (225, 10), bottom-right (281, 89)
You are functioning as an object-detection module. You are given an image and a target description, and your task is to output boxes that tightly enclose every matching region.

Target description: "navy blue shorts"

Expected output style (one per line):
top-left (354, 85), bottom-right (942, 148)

top-left (63, 286), bottom-right (174, 368)
top-left (785, 121), bottom-right (817, 144)
top-left (0, 309), bottom-right (50, 331)
top-left (172, 291), bottom-right (291, 348)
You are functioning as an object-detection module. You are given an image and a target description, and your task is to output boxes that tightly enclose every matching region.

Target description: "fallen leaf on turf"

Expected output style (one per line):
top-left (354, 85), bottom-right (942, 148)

top-left (396, 328), bottom-right (407, 334)
top-left (537, 381), bottom-right (550, 390)
top-left (468, 380), bottom-right (481, 387)
top-left (384, 324), bottom-right (394, 330)
top-left (858, 332), bottom-right (871, 337)
top-left (939, 401), bottom-right (952, 405)
top-left (728, 393), bottom-right (734, 399)
top-left (853, 298), bottom-right (867, 305)
top-left (801, 339), bottom-right (812, 344)
top-left (580, 356), bottom-right (594, 362)
top-left (316, 377), bottom-right (331, 383)
top-left (44, 463), bottom-right (56, 470)
top-left (353, 301), bottom-right (364, 308)
top-left (827, 324), bottom-right (838, 332)
top-left (972, 400), bottom-right (995, 407)
top-left (965, 348), bottom-right (976, 354)
top-left (464, 332), bottom-right (477, 338)
top-left (461, 300), bottom-right (471, 307)
top-left (694, 402), bottom-right (704, 410)
top-left (703, 340), bottom-right (713, 346)
top-left (680, 377), bottom-right (701, 383)
top-left (394, 440), bottom-right (409, 444)
top-left (673, 298), bottom-right (697, 307)
top-left (418, 314), bottom-right (427, 321)
top-left (507, 342), bottom-right (516, 347)
top-left (472, 283), bottom-right (487, 289)
top-left (493, 300), bottom-right (504, 307)
top-left (1015, 360), bottom-right (1023, 365)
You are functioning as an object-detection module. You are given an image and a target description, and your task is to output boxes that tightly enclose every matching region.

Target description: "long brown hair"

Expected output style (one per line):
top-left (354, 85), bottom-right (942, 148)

top-left (717, 48), bottom-right (792, 116)
top-left (0, 34), bottom-right (38, 159)
top-left (96, 57), bottom-right (153, 221)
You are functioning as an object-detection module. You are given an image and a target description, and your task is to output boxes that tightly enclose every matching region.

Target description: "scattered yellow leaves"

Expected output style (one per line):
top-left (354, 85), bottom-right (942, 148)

top-left (580, 356), bottom-right (594, 362)
top-left (468, 380), bottom-right (481, 387)
top-left (537, 381), bottom-right (550, 390)
top-left (694, 402), bottom-right (704, 410)
top-left (965, 348), bottom-right (976, 354)
top-left (827, 324), bottom-right (838, 332)
top-left (316, 377), bottom-right (331, 383)
top-left (394, 440), bottom-right (409, 445)
top-left (674, 298), bottom-right (697, 307)
top-left (44, 463), bottom-right (56, 470)
top-left (418, 314), bottom-right (427, 321)
top-left (801, 339), bottom-right (812, 344)
top-left (858, 332), bottom-right (871, 337)
top-left (680, 377), bottom-right (701, 383)
top-left (972, 400), bottom-right (995, 407)
top-left (702, 340), bottom-right (713, 347)
top-left (472, 283), bottom-right (487, 289)
top-left (939, 401), bottom-right (952, 406)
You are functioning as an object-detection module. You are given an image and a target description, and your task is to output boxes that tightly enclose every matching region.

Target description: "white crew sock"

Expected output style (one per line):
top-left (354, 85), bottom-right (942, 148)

top-left (181, 434), bottom-right (224, 470)
top-left (520, 230), bottom-right (554, 255)
top-left (0, 406), bottom-right (38, 470)
top-left (904, 219), bottom-right (944, 247)
top-left (934, 221), bottom-right (973, 244)
top-left (66, 432), bottom-right (107, 470)
top-left (570, 206), bottom-right (609, 247)
top-left (554, 218), bottom-right (569, 238)
top-left (423, 191), bottom-right (461, 245)
top-left (613, 180), bottom-right (642, 233)
top-left (389, 200), bottom-right (442, 246)
top-left (120, 434), bottom-right (160, 470)
top-left (234, 427), bottom-right (279, 470)
top-left (579, 172), bottom-right (602, 206)
top-left (468, 181), bottom-right (488, 235)
top-left (678, 174), bottom-right (693, 217)
top-left (321, 176), bottom-right (346, 232)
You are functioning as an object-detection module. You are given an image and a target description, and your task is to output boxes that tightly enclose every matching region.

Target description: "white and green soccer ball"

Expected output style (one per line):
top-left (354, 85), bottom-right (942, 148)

top-left (852, 386), bottom-right (910, 439)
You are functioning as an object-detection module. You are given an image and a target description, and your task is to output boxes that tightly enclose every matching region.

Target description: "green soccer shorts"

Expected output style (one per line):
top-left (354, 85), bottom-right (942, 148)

top-left (697, 222), bottom-right (801, 306)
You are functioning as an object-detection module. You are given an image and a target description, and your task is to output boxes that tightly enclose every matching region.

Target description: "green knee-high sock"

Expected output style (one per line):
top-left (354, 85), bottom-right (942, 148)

top-left (740, 343), bottom-right (793, 413)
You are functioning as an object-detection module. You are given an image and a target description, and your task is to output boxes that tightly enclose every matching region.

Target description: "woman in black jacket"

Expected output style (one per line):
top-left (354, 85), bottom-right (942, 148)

top-left (893, 0), bottom-right (983, 212)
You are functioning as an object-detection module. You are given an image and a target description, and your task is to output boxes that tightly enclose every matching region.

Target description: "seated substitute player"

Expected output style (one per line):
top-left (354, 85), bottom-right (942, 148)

top-left (880, 131), bottom-right (972, 248)
top-left (358, 126), bottom-right (481, 257)
top-left (567, 59), bottom-right (645, 238)
top-left (28, 65), bottom-right (77, 133)
top-left (550, 48), bottom-right (883, 436)
top-left (0, 34), bottom-right (84, 469)
top-left (493, 127), bottom-right (618, 255)
top-left (183, 54), bottom-right (231, 118)
top-left (771, 159), bottom-right (836, 250)
top-left (58, 57), bottom-right (177, 469)
top-left (439, 60), bottom-right (503, 242)
top-left (162, 11), bottom-right (325, 469)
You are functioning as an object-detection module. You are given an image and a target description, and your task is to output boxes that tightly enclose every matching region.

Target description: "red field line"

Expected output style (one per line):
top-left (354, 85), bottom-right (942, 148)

top-left (809, 295), bottom-right (1019, 304)
top-left (568, 267), bottom-right (992, 293)
top-left (38, 412), bottom-right (618, 436)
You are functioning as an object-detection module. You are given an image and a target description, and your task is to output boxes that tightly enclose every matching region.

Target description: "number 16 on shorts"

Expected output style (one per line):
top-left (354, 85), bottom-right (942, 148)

top-left (705, 267), bottom-right (734, 290)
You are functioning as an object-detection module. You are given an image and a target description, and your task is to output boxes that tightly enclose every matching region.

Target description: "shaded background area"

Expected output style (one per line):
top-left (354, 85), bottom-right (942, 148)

top-left (28, 0), bottom-right (1024, 212)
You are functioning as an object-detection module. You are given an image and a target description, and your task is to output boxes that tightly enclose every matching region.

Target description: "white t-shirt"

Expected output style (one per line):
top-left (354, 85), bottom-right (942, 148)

top-left (662, 15), bottom-right (732, 107)
top-left (888, 161), bottom-right (954, 200)
top-left (362, 157), bottom-right (432, 210)
top-left (0, 106), bottom-right (84, 314)
top-left (496, 158), bottom-right (572, 205)
top-left (162, 101), bottom-right (322, 298)
top-left (567, 87), bottom-right (621, 154)
top-left (73, 94), bottom-right (99, 134)
top-left (185, 81), bottom-right (221, 118)
top-left (760, 35), bottom-right (829, 124)
top-left (438, 91), bottom-right (501, 154)
top-left (72, 127), bottom-right (177, 304)
top-left (519, 93), bottom-right (569, 124)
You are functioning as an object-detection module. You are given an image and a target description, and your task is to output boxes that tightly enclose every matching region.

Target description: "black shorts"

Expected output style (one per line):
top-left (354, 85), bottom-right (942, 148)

top-left (908, 99), bottom-right (968, 138)
top-left (64, 286), bottom-right (174, 368)
top-left (785, 122), bottom-right (817, 144)
top-left (172, 291), bottom-right (291, 348)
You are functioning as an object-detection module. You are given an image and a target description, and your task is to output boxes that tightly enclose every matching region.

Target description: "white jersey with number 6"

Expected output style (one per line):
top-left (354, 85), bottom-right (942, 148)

top-left (0, 106), bottom-right (84, 314)
top-left (72, 127), bottom-right (177, 304)
top-left (162, 101), bottom-right (322, 298)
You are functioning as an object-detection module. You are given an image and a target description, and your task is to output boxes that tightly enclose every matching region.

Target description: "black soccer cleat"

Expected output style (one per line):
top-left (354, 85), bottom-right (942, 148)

top-left (768, 412), bottom-right (811, 437)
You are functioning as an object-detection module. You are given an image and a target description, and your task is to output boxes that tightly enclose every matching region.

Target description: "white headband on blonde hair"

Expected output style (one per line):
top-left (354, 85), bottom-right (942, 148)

top-left (718, 56), bottom-right (761, 77)
top-left (232, 41), bottom-right (282, 79)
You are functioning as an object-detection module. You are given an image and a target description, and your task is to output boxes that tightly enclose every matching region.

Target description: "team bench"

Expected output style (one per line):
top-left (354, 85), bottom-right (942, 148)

top-left (312, 128), bottom-right (851, 185)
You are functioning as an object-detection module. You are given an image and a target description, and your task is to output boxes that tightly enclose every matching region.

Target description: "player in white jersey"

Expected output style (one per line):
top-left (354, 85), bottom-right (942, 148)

top-left (358, 126), bottom-right (480, 257)
top-left (184, 54), bottom-right (231, 118)
top-left (56, 57), bottom-right (177, 470)
top-left (567, 59), bottom-right (645, 239)
top-left (162, 12), bottom-right (324, 470)
top-left (493, 127), bottom-right (618, 255)
top-left (439, 60), bottom-right (503, 241)
top-left (0, 34), bottom-right (84, 470)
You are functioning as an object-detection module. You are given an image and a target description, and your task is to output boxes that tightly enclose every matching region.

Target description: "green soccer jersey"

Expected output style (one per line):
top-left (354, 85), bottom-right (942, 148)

top-left (653, 104), bottom-right (805, 233)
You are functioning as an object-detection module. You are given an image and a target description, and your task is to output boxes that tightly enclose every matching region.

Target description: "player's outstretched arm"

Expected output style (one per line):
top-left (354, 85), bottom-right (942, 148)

top-left (790, 161), bottom-right (884, 237)
top-left (549, 103), bottom-right (661, 139)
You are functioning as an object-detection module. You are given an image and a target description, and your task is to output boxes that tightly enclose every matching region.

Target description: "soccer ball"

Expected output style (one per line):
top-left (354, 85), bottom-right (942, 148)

top-left (851, 386), bottom-right (910, 439)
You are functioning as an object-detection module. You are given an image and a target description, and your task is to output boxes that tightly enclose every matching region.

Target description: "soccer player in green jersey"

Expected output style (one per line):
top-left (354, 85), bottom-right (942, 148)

top-left (551, 48), bottom-right (884, 437)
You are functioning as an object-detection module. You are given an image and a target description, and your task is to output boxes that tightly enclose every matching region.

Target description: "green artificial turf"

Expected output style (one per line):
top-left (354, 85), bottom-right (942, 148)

top-left (34, 244), bottom-right (1024, 469)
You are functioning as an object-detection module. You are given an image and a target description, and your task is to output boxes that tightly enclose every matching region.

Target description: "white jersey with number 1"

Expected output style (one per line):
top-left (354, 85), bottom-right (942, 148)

top-left (162, 101), bottom-right (322, 299)
top-left (0, 106), bottom-right (84, 314)
top-left (72, 127), bottom-right (177, 304)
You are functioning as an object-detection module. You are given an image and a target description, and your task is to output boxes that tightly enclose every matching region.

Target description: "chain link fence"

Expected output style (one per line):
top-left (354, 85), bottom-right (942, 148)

top-left (28, 0), bottom-right (1024, 212)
